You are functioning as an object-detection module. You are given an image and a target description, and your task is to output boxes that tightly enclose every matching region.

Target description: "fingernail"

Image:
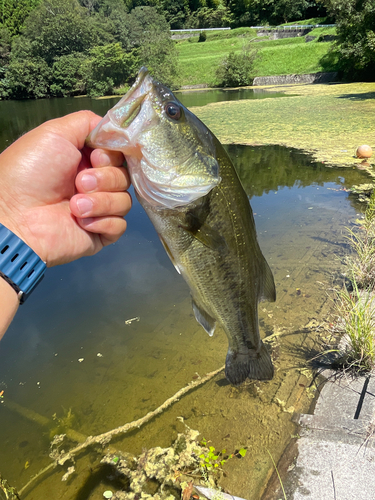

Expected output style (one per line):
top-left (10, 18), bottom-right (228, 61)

top-left (81, 174), bottom-right (97, 192)
top-left (98, 152), bottom-right (111, 166)
top-left (80, 217), bottom-right (94, 226)
top-left (76, 197), bottom-right (93, 216)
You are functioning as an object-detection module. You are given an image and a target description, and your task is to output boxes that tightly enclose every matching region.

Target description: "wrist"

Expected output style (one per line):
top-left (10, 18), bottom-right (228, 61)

top-left (0, 276), bottom-right (19, 340)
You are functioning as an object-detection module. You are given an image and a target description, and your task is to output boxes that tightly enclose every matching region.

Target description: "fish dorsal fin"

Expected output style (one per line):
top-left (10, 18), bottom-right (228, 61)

top-left (260, 260), bottom-right (276, 303)
top-left (192, 298), bottom-right (216, 337)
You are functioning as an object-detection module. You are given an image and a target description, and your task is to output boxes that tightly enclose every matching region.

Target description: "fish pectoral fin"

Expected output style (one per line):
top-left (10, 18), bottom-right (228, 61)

top-left (192, 298), bottom-right (216, 337)
top-left (181, 222), bottom-right (227, 252)
top-left (158, 234), bottom-right (181, 274)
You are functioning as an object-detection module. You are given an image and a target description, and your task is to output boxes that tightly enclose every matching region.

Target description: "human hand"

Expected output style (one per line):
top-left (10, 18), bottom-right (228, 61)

top-left (0, 110), bottom-right (131, 267)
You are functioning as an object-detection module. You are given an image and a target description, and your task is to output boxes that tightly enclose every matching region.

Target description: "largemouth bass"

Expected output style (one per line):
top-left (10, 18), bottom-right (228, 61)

top-left (87, 67), bottom-right (276, 385)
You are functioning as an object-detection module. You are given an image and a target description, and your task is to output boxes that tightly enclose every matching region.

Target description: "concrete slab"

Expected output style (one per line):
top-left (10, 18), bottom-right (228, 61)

top-left (278, 371), bottom-right (375, 500)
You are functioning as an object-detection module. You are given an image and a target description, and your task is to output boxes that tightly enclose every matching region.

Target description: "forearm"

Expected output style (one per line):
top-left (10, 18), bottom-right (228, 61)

top-left (0, 276), bottom-right (19, 340)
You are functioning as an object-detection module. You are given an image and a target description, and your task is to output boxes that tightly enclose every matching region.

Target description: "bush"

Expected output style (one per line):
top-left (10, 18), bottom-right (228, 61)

top-left (216, 46), bottom-right (258, 87)
top-left (198, 31), bottom-right (207, 42)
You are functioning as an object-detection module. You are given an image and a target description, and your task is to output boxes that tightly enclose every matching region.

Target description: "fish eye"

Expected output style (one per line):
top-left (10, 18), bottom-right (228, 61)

top-left (165, 102), bottom-right (181, 120)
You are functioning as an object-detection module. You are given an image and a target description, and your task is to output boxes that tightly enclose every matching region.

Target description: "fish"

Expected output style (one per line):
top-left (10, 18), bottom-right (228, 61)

top-left (87, 67), bottom-right (276, 385)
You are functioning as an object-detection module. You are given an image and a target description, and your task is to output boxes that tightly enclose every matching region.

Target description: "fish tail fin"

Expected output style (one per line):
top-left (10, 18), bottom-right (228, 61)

top-left (225, 343), bottom-right (274, 386)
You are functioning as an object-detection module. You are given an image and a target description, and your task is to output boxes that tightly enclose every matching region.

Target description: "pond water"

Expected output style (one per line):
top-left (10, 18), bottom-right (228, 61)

top-left (0, 96), bottom-right (371, 499)
top-left (175, 88), bottom-right (293, 108)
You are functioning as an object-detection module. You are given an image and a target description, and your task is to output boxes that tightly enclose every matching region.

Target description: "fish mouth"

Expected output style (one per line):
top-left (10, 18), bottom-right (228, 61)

top-left (86, 67), bottom-right (153, 151)
top-left (110, 67), bottom-right (150, 128)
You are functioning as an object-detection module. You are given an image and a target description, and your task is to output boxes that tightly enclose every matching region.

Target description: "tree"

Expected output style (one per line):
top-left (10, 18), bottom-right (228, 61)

top-left (5, 56), bottom-right (51, 98)
top-left (0, 0), bottom-right (41, 36)
top-left (323, 0), bottom-right (375, 80)
top-left (86, 42), bottom-right (138, 95)
top-left (50, 52), bottom-right (87, 96)
top-left (0, 26), bottom-right (11, 66)
top-left (124, 6), bottom-right (178, 86)
top-left (185, 4), bottom-right (233, 28)
top-left (161, 0), bottom-right (190, 29)
top-left (21, 0), bottom-right (108, 64)
top-left (272, 0), bottom-right (309, 23)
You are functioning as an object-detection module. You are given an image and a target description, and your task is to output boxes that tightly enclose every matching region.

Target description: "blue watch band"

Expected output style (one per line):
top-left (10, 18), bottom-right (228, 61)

top-left (0, 223), bottom-right (46, 304)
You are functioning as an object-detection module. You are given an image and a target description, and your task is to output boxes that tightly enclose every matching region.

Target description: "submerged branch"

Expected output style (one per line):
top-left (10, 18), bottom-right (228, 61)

top-left (19, 365), bottom-right (225, 497)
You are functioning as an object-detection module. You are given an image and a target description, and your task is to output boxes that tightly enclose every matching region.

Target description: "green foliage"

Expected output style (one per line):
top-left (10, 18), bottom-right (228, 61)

top-left (272, 0), bottom-right (309, 24)
top-left (330, 277), bottom-right (375, 373)
top-left (21, 0), bottom-right (104, 64)
top-left (216, 44), bottom-right (258, 87)
top-left (185, 4), bottom-right (233, 28)
top-left (130, 7), bottom-right (178, 87)
top-left (0, 26), bottom-right (11, 65)
top-left (50, 52), bottom-right (87, 96)
top-left (0, 0), bottom-right (41, 36)
top-left (5, 56), bottom-right (51, 98)
top-left (86, 43), bottom-right (138, 95)
top-left (228, 0), bottom-right (327, 27)
top-left (198, 31), bottom-right (207, 42)
top-left (199, 438), bottom-right (247, 472)
top-left (160, 0), bottom-right (190, 29)
top-left (323, 0), bottom-right (375, 80)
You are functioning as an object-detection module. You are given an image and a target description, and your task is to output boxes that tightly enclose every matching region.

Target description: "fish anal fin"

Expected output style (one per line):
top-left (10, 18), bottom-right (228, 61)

top-left (192, 298), bottom-right (216, 337)
top-left (158, 234), bottom-right (181, 274)
top-left (260, 260), bottom-right (276, 303)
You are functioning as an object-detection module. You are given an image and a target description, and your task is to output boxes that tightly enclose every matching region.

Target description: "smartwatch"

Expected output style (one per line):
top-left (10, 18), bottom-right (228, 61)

top-left (0, 223), bottom-right (46, 304)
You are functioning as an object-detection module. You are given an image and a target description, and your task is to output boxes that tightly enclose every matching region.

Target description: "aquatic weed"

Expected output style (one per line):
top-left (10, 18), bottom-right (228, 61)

top-left (331, 278), bottom-right (375, 372)
top-left (344, 186), bottom-right (375, 288)
top-left (199, 438), bottom-right (247, 473)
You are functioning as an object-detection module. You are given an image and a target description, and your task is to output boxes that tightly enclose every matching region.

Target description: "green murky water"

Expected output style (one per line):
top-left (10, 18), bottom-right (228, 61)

top-left (176, 88), bottom-right (293, 108)
top-left (0, 97), bottom-right (370, 499)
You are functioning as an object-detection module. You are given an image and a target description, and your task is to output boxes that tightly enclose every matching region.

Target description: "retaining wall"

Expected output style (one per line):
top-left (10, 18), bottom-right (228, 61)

top-left (257, 28), bottom-right (311, 39)
top-left (253, 72), bottom-right (338, 86)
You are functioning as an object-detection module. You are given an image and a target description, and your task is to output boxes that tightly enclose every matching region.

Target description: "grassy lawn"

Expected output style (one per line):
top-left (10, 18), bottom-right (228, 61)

top-left (190, 82), bottom-right (375, 168)
top-left (177, 29), bottom-right (337, 87)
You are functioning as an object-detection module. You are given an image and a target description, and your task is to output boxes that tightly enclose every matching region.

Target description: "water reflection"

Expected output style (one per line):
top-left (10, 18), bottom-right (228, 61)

top-left (175, 88), bottom-right (292, 108)
top-left (226, 144), bottom-right (367, 207)
top-left (0, 97), bottom-right (120, 152)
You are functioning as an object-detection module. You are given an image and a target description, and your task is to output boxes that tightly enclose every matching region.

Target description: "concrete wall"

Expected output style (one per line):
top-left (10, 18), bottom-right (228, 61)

top-left (257, 28), bottom-right (312, 39)
top-left (253, 72), bottom-right (338, 86)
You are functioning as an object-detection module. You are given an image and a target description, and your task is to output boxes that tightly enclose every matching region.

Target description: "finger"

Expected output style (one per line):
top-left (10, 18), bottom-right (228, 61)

top-left (75, 166), bottom-right (130, 194)
top-left (78, 216), bottom-right (128, 246)
top-left (90, 148), bottom-right (125, 168)
top-left (41, 110), bottom-right (102, 150)
top-left (70, 191), bottom-right (132, 218)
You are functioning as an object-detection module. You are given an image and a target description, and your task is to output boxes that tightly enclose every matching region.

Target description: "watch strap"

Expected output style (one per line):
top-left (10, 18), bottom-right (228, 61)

top-left (0, 223), bottom-right (46, 303)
